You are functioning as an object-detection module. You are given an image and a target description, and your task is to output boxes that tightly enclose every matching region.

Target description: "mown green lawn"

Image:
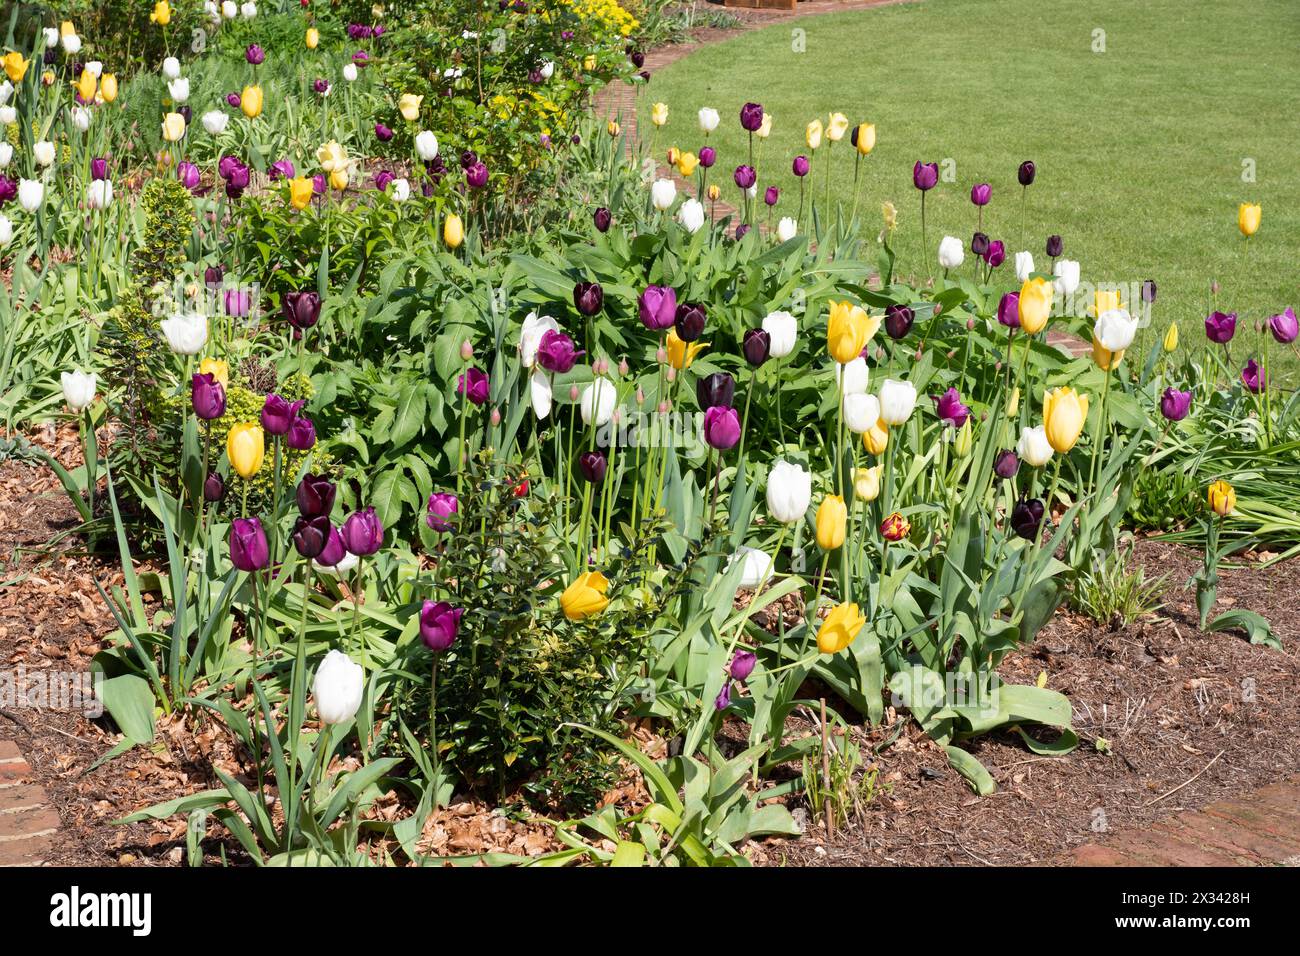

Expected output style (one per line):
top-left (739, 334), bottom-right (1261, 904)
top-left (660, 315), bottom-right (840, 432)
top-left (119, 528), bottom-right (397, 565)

top-left (639, 0), bottom-right (1299, 383)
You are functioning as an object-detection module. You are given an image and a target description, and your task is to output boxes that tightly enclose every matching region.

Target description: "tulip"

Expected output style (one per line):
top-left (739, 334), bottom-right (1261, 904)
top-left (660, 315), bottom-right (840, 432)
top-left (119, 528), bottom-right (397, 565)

top-left (1016, 425), bottom-right (1054, 467)
top-left (204, 472), bottom-right (225, 503)
top-left (1204, 311), bottom-right (1236, 344)
top-left (61, 370), bottom-right (96, 412)
top-left (420, 601), bottom-right (462, 652)
top-left (1160, 387), bottom-right (1192, 422)
top-left (1241, 358), bottom-right (1265, 393)
top-left (1237, 202), bottom-right (1260, 238)
top-left (884, 304), bottom-right (915, 340)
top-left (457, 367), bottom-right (490, 406)
top-left (862, 419), bottom-right (889, 456)
top-left (229, 516), bottom-right (269, 571)
top-left (985, 240), bottom-right (1005, 268)
top-left (342, 63), bottom-right (358, 82)
top-left (762, 311), bottom-right (797, 358)
top-left (282, 292), bottom-right (322, 335)
top-left (443, 214), bottom-right (464, 248)
top-left (560, 571), bottom-right (609, 621)
top-left (168, 76), bottom-right (190, 103)
top-left (838, 392), bottom-right (880, 438)
top-left (838, 356), bottom-right (869, 396)
top-left (177, 162), bottom-right (201, 190)
top-left (878, 379), bottom-right (917, 426)
top-left (1207, 480), bottom-right (1235, 517)
top-left (816, 495), bottom-right (847, 550)
top-left (295, 474), bottom-right (336, 519)
top-left (1093, 288), bottom-right (1123, 316)
top-left (306, 27), bottom-right (319, 48)
top-left (826, 300), bottom-right (875, 363)
top-left (996, 291), bottom-right (1021, 329)
top-left (776, 217), bottom-right (797, 242)
top-left (536, 329), bottom-right (584, 374)
top-left (879, 512), bottom-right (911, 542)
top-left (391, 179), bottom-right (411, 202)
top-left (674, 302), bottom-right (707, 342)
top-left (191, 372), bottom-right (226, 420)
top-left (703, 405), bottom-right (741, 450)
top-left (1094, 308), bottom-right (1137, 352)
top-left (1052, 258), bottom-right (1080, 297)
top-left (86, 180), bottom-right (113, 209)
top-left (1046, 234), bottom-right (1064, 258)
top-left (633, 285), bottom-right (676, 332)
top-left (1042, 387), bottom-right (1089, 453)
top-left (665, 327), bottom-right (707, 370)
top-left (313, 650), bottom-right (364, 725)
top-left (593, 207), bottom-right (612, 232)
top-left (853, 464), bottom-right (883, 502)
top-left (792, 155), bottom-right (810, 177)
top-left (1091, 336), bottom-right (1124, 372)
top-left (1011, 498), bottom-right (1045, 541)
top-left (240, 85), bottom-right (263, 118)
top-left (579, 450), bottom-right (607, 484)
top-left (678, 198), bottom-right (705, 233)
top-left (733, 165), bottom-right (756, 190)
top-left (696, 372), bottom-right (735, 411)
top-left (161, 112), bottom-right (186, 142)
top-left (698, 107), bottom-right (720, 133)
top-left (14, 178), bottom-right (39, 211)
top-left (580, 378), bottom-right (618, 426)
top-left (938, 236), bottom-right (964, 270)
top-left (150, 0), bottom-right (172, 24)
top-left (740, 102), bottom-right (764, 132)
top-left (933, 388), bottom-right (971, 428)
top-left (342, 507), bottom-right (383, 556)
top-left (100, 73), bottom-right (117, 101)
top-left (852, 123), bottom-right (876, 155)
top-left (259, 394), bottom-right (300, 436)
top-left (729, 649), bottom-right (757, 682)
top-left (413, 130), bottom-right (439, 162)
top-left (994, 450), bottom-right (1020, 479)
top-left (226, 422), bottom-right (265, 478)
top-left (286, 415), bottom-right (316, 451)
top-left (650, 177), bottom-right (676, 211)
top-left (816, 602), bottom-right (865, 655)
top-left (766, 460), bottom-right (811, 523)
top-left (743, 328), bottom-right (771, 367)
top-left (1018, 161), bottom-right (1036, 186)
top-left (714, 682), bottom-right (733, 711)
top-left (269, 159), bottom-right (295, 180)
top-left (764, 185), bottom-right (779, 207)
top-left (805, 119), bottom-right (823, 150)
top-left (912, 161), bottom-right (938, 191)
top-left (970, 183), bottom-right (991, 206)
top-left (0, 213), bottom-right (9, 247)
top-left (2, 52), bottom-right (28, 84)
top-left (1018, 277), bottom-right (1053, 334)
top-left (161, 311), bottom-right (207, 354)
top-left (292, 514), bottom-right (330, 559)
top-left (1163, 322), bottom-right (1179, 352)
top-left (573, 281), bottom-right (603, 316)
top-left (649, 102), bottom-right (668, 126)
top-left (1268, 307), bottom-right (1298, 344)
top-left (74, 69), bottom-right (96, 102)
top-left (971, 232), bottom-right (990, 258)
top-left (398, 93), bottom-right (423, 122)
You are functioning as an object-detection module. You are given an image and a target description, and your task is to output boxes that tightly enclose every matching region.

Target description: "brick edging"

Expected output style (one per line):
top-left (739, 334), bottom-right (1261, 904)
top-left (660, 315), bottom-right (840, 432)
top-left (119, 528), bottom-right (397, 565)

top-left (0, 739), bottom-right (60, 866)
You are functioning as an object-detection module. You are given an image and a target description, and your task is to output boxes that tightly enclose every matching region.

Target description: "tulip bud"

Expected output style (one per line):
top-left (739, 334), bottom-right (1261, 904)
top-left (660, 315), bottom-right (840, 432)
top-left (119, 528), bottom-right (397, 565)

top-left (570, 384), bottom-right (580, 401)
top-left (490, 407), bottom-right (501, 426)
top-left (460, 340), bottom-right (474, 361)
top-left (204, 472), bottom-right (225, 503)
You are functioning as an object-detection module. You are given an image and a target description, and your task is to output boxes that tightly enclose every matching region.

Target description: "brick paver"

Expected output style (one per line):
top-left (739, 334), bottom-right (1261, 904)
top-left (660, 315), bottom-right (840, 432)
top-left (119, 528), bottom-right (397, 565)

top-left (0, 739), bottom-right (58, 866)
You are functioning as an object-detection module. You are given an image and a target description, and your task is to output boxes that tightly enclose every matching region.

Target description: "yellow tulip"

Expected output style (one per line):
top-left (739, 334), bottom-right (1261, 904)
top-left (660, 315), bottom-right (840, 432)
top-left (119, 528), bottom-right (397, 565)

top-left (329, 169), bottom-right (349, 191)
top-left (805, 119), bottom-right (823, 150)
top-left (853, 465), bottom-right (882, 502)
top-left (666, 146), bottom-right (680, 166)
top-left (74, 69), bottom-right (96, 102)
top-left (1238, 202), bottom-right (1260, 237)
top-left (150, 1), bottom-right (172, 25)
top-left (1090, 336), bottom-right (1124, 371)
top-left (560, 571), bottom-right (609, 621)
top-left (817, 602), bottom-right (865, 655)
top-left (650, 102), bottom-right (668, 126)
top-left (1006, 386), bottom-right (1020, 417)
top-left (816, 495), bottom-right (847, 550)
top-left (1093, 287), bottom-right (1122, 317)
top-left (99, 73), bottom-right (118, 102)
top-left (665, 326), bottom-right (707, 370)
top-left (1207, 480), bottom-right (1235, 517)
top-left (60, 20), bottom-right (75, 37)
top-left (826, 299), bottom-right (876, 364)
top-left (756, 112), bottom-right (771, 138)
top-left (707, 184), bottom-right (720, 202)
top-left (443, 213), bottom-right (464, 248)
top-left (1018, 277), bottom-right (1053, 335)
top-left (675, 151), bottom-right (698, 177)
top-left (826, 112), bottom-right (849, 142)
top-left (607, 120), bottom-right (620, 137)
top-left (863, 419), bottom-right (889, 456)
top-left (227, 422), bottom-right (265, 479)
top-left (306, 28), bottom-right (320, 49)
top-left (1163, 322), bottom-right (1178, 352)
top-left (1042, 386), bottom-right (1089, 453)
top-left (398, 93), bottom-right (423, 122)
top-left (199, 357), bottom-right (229, 388)
top-left (584, 55), bottom-right (597, 72)
top-left (881, 201), bottom-right (897, 231)
top-left (289, 176), bottom-right (314, 210)
top-left (241, 85), bottom-right (264, 119)
top-left (854, 123), bottom-right (876, 155)
top-left (161, 111), bottom-right (186, 142)
top-left (316, 140), bottom-right (347, 173)
top-left (41, 69), bottom-right (54, 87)
top-left (2, 52), bottom-right (29, 84)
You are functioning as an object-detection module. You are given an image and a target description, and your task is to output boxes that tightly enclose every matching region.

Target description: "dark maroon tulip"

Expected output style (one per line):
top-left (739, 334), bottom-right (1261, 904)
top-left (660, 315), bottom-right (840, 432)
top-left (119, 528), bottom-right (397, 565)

top-left (932, 387), bottom-right (971, 428)
top-left (204, 265), bottom-right (224, 287)
top-left (178, 106), bottom-right (192, 125)
top-left (260, 394), bottom-right (304, 436)
top-left (997, 292), bottom-right (1020, 328)
top-left (246, 44), bottom-right (265, 65)
top-left (743, 328), bottom-right (771, 367)
top-left (459, 150), bottom-right (478, 170)
top-left (1268, 307), bottom-right (1298, 344)
top-left (342, 507), bottom-right (383, 556)
top-left (630, 50), bottom-right (645, 69)
top-left (699, 146), bottom-right (716, 168)
top-left (420, 601), bottom-right (462, 652)
top-left (191, 373), bottom-right (226, 420)
top-left (1205, 311), bottom-right (1237, 344)
top-left (885, 304), bottom-right (915, 340)
top-left (696, 372), bottom-right (735, 411)
top-left (1241, 359), bottom-right (1265, 393)
top-left (426, 492), bottom-right (458, 532)
top-left (1010, 498), bottom-right (1045, 541)
top-left (730, 649), bottom-right (756, 682)
top-left (1160, 387), bottom-right (1192, 422)
top-left (465, 162), bottom-right (488, 188)
top-left (315, 524), bottom-right (346, 566)
top-left (270, 159), bottom-right (295, 180)
top-left (985, 240), bottom-right (1006, 268)
top-left (703, 406), bottom-right (741, 450)
top-left (735, 223), bottom-right (750, 241)
top-left (1018, 161), bottom-right (1036, 186)
top-left (674, 303), bottom-right (706, 342)
top-left (458, 367), bottom-right (490, 405)
top-left (292, 514), bottom-right (331, 559)
top-left (912, 161), bottom-right (939, 191)
top-left (286, 416), bottom-right (316, 451)
top-left (573, 281), bottom-right (603, 316)
top-left (970, 183), bottom-right (991, 206)
top-left (593, 207), bottom-right (611, 232)
top-left (204, 472), bottom-right (225, 503)
top-left (90, 157), bottom-right (108, 181)
top-left (282, 290), bottom-right (322, 330)
top-left (764, 185), bottom-right (779, 207)
top-left (1141, 279), bottom-right (1157, 304)
top-left (638, 285), bottom-right (677, 331)
top-left (971, 231), bottom-right (990, 258)
top-left (994, 450), bottom-right (1020, 479)
top-left (536, 329), bottom-right (584, 373)
top-left (739, 102), bottom-right (764, 132)
top-left (230, 517), bottom-right (269, 571)
top-left (579, 450), bottom-right (607, 484)
top-left (733, 165), bottom-right (756, 189)
top-left (297, 474), bottom-right (336, 518)
top-left (313, 79), bottom-right (329, 95)
top-left (792, 155), bottom-right (809, 177)
top-left (1046, 235), bottom-right (1063, 258)
top-left (375, 123), bottom-right (394, 142)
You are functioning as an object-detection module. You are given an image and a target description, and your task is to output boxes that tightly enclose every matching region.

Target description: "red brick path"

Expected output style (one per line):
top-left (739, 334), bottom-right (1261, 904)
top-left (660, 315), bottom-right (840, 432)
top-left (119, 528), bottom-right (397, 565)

top-left (0, 739), bottom-right (59, 866)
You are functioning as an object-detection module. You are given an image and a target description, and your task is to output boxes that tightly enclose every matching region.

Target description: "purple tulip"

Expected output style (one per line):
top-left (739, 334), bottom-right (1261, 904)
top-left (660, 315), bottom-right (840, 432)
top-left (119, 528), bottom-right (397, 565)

top-left (729, 649), bottom-right (756, 682)
top-left (703, 405), bottom-right (741, 450)
top-left (352, 50), bottom-right (370, 67)
top-left (1268, 307), bottom-right (1298, 344)
top-left (375, 123), bottom-right (394, 142)
top-left (792, 155), bottom-right (809, 177)
top-left (699, 146), bottom-right (716, 168)
top-left (1046, 234), bottom-right (1064, 259)
top-left (204, 472), bottom-right (225, 503)
top-left (269, 159), bottom-right (295, 180)
top-left (733, 165), bottom-right (756, 189)
top-left (420, 601), bottom-right (462, 652)
top-left (593, 206), bottom-right (611, 232)
top-left (458, 367), bottom-right (490, 405)
top-left (226, 92), bottom-right (241, 108)
top-left (425, 492), bottom-right (459, 533)
top-left (714, 680), bottom-right (732, 711)
top-left (739, 102), bottom-right (764, 132)
top-left (286, 415), bottom-right (316, 451)
top-left (743, 328), bottom-right (771, 367)
top-left (90, 157), bottom-right (109, 181)
top-left (224, 287), bottom-right (251, 316)
top-left (292, 514), bottom-right (330, 559)
top-left (985, 240), bottom-right (1006, 268)
top-left (638, 285), bottom-right (677, 331)
top-left (282, 290), bottom-right (321, 330)
top-left (696, 372), bottom-right (735, 411)
top-left (465, 161), bottom-right (488, 189)
top-left (1160, 387), bottom-right (1192, 422)
top-left (245, 44), bottom-right (265, 65)
top-left (970, 183), bottom-right (991, 206)
top-left (312, 174), bottom-right (327, 195)
top-left (933, 387), bottom-right (972, 428)
top-left (1011, 498), bottom-right (1045, 541)
top-left (579, 450), bottom-right (607, 484)
top-left (313, 78), bottom-right (330, 95)
top-left (997, 291), bottom-right (1021, 328)
top-left (342, 507), bottom-right (384, 556)
top-left (204, 265), bottom-right (224, 287)
top-left (230, 517), bottom-right (269, 572)
top-left (1141, 279), bottom-right (1157, 304)
top-left (297, 474), bottom-right (336, 518)
top-left (674, 302), bottom-right (706, 342)
top-left (375, 170), bottom-right (395, 192)
top-left (573, 281), bottom-right (603, 316)
top-left (913, 161), bottom-right (939, 191)
top-left (191, 372), bottom-right (226, 420)
top-left (1241, 359), bottom-right (1265, 393)
top-left (1018, 161), bottom-right (1036, 186)
top-left (315, 524), bottom-right (346, 566)
top-left (1205, 311), bottom-right (1237, 344)
top-left (260, 394), bottom-right (304, 436)
top-left (177, 162), bottom-right (201, 191)
top-left (0, 176), bottom-right (16, 203)
top-left (735, 223), bottom-right (750, 241)
top-left (884, 304), bottom-right (915, 340)
top-left (994, 450), bottom-right (1020, 479)
top-left (536, 329), bottom-right (584, 374)
top-left (764, 185), bottom-right (779, 207)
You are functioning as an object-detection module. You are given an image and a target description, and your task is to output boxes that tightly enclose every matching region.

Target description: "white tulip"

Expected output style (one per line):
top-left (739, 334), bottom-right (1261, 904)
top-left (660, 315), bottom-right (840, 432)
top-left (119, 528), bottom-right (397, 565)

top-left (86, 179), bottom-right (113, 209)
top-left (837, 356), bottom-right (869, 395)
top-left (0, 214), bottom-right (11, 246)
top-left (1014, 251), bottom-right (1035, 283)
top-left (539, 61), bottom-right (554, 79)
top-left (745, 183), bottom-right (757, 200)
top-left (843, 392), bottom-right (882, 435)
top-left (70, 107), bottom-right (90, 132)
top-left (160, 311), bottom-right (208, 355)
top-left (314, 549), bottom-right (357, 576)
top-left (677, 198), bottom-right (705, 233)
top-left (61, 370), bottom-right (96, 412)
top-left (241, 1), bottom-right (258, 18)
top-left (728, 546), bottom-right (774, 589)
top-left (519, 312), bottom-right (560, 368)
top-left (0, 106), bottom-right (16, 125)
top-left (650, 177), bottom-right (676, 211)
top-left (530, 369), bottom-right (553, 420)
top-left (1094, 308), bottom-right (1137, 352)
top-left (202, 110), bottom-right (228, 135)
top-left (17, 179), bottom-right (44, 212)
top-left (61, 33), bottom-right (81, 55)
top-left (697, 107), bottom-right (719, 133)
top-left (162, 56), bottom-right (181, 80)
top-left (766, 459), bottom-right (812, 524)
top-left (878, 379), bottom-right (918, 426)
top-left (391, 178), bottom-right (410, 202)
top-left (776, 217), bottom-right (797, 242)
top-left (938, 235), bottom-right (964, 270)
top-left (414, 130), bottom-right (438, 161)
top-left (1052, 258), bottom-right (1080, 297)
top-left (0, 142), bottom-right (13, 168)
top-left (33, 141), bottom-right (55, 167)
top-left (43, 28), bottom-right (59, 47)
top-left (312, 650), bottom-right (363, 726)
top-left (222, 0), bottom-right (237, 18)
top-left (580, 378), bottom-right (617, 427)
top-left (763, 310), bottom-right (798, 358)
top-left (85, 61), bottom-right (103, 78)
top-left (1017, 426), bottom-right (1054, 467)
top-left (204, 1), bottom-right (220, 22)
top-left (0, 80), bottom-right (12, 105)
top-left (342, 63), bottom-right (358, 82)
top-left (167, 77), bottom-right (190, 104)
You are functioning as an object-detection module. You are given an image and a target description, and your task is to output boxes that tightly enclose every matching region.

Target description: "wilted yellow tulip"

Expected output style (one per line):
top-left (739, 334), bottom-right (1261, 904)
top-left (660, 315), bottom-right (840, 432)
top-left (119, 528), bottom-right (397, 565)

top-left (665, 326), bottom-right (707, 370)
top-left (2, 52), bottom-right (29, 84)
top-left (675, 151), bottom-right (698, 177)
top-left (99, 73), bottom-right (118, 102)
top-left (1238, 202), bottom-right (1261, 237)
top-left (863, 419), bottom-right (889, 456)
top-left (826, 112), bottom-right (849, 142)
top-left (150, 1), bottom-right (172, 25)
top-left (289, 177), bottom-right (314, 210)
top-left (306, 27), bottom-right (320, 49)
top-left (853, 465), bottom-right (882, 502)
top-left (74, 69), bottom-right (96, 101)
top-left (1018, 277), bottom-right (1053, 335)
top-left (40, 69), bottom-right (54, 87)
top-left (826, 299), bottom-right (877, 364)
top-left (241, 84), bottom-right (263, 118)
top-left (199, 357), bottom-right (229, 387)
top-left (881, 201), bottom-right (897, 231)
top-left (1090, 336), bottom-right (1124, 371)
top-left (1042, 386), bottom-right (1089, 453)
top-left (1163, 322), bottom-right (1178, 352)
top-left (398, 93), bottom-right (423, 122)
top-left (316, 140), bottom-right (348, 173)
top-left (1093, 288), bottom-right (1122, 317)
top-left (1206, 480), bottom-right (1235, 517)
top-left (854, 123), bottom-right (876, 155)
top-left (817, 602), bottom-right (865, 655)
top-left (816, 495), bottom-right (847, 550)
top-left (443, 213), bottom-right (464, 248)
top-left (650, 102), bottom-right (668, 126)
top-left (805, 119), bottom-right (823, 150)
top-left (666, 146), bottom-right (680, 166)
top-left (560, 571), bottom-right (609, 621)
top-left (161, 111), bottom-right (186, 142)
top-left (227, 422), bottom-right (265, 478)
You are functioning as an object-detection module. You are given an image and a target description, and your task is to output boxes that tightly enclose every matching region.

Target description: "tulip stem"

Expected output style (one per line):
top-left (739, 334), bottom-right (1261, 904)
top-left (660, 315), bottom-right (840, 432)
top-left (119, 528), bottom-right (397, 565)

top-left (1089, 371), bottom-right (1113, 498)
top-left (429, 657), bottom-right (441, 809)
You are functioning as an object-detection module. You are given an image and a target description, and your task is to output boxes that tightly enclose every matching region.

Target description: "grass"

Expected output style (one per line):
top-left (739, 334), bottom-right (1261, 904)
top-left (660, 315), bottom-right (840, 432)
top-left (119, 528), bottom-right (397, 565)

top-left (637, 0), bottom-right (1300, 384)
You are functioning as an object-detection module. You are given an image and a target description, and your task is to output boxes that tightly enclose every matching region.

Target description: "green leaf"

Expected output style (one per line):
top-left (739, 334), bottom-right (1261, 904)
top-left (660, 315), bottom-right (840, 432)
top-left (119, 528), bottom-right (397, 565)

top-left (1208, 609), bottom-right (1282, 651)
top-left (944, 745), bottom-right (996, 795)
